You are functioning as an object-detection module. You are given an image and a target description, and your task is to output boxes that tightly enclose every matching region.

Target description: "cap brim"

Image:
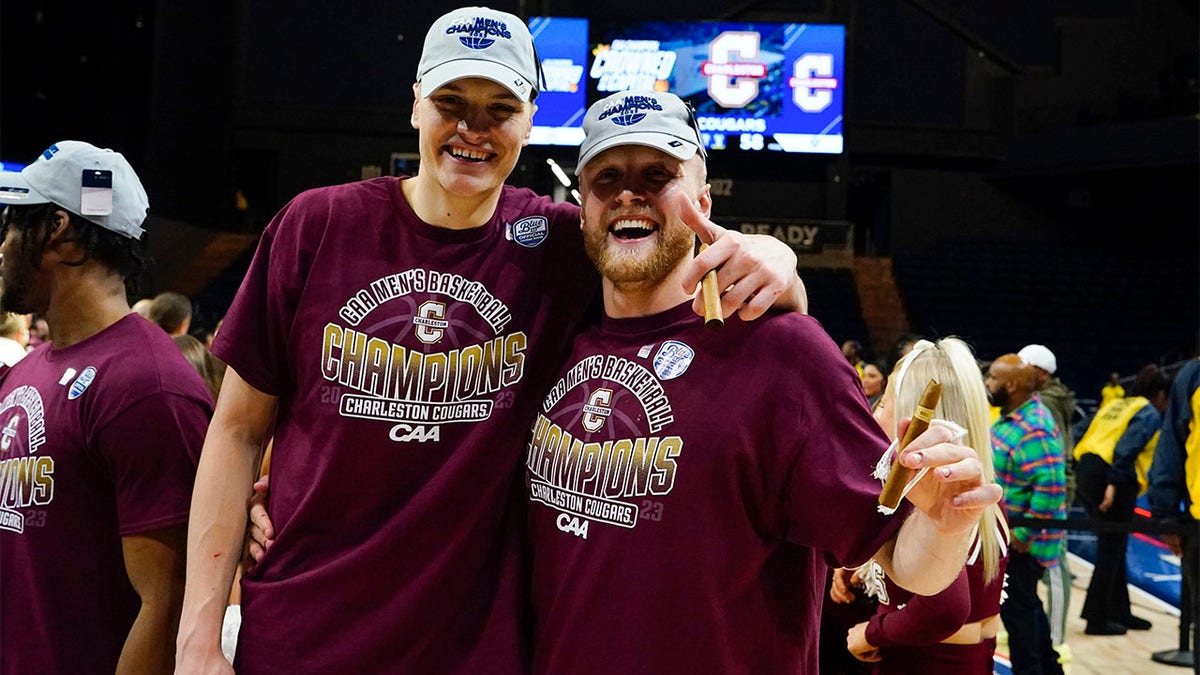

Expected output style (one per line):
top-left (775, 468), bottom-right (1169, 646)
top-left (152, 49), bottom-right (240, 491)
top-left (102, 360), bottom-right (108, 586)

top-left (0, 171), bottom-right (52, 205)
top-left (420, 60), bottom-right (534, 101)
top-left (576, 133), bottom-right (699, 174)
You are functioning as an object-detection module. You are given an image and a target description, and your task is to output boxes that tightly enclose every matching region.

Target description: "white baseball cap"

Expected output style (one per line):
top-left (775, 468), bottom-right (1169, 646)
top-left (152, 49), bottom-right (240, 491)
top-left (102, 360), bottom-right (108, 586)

top-left (416, 6), bottom-right (540, 102)
top-left (1018, 344), bottom-right (1057, 374)
top-left (0, 141), bottom-right (149, 240)
top-left (576, 90), bottom-right (707, 173)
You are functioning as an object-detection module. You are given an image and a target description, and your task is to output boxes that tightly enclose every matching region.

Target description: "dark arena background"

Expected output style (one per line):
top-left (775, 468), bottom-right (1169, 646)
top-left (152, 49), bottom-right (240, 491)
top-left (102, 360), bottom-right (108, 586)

top-left (1, 1), bottom-right (1195, 414)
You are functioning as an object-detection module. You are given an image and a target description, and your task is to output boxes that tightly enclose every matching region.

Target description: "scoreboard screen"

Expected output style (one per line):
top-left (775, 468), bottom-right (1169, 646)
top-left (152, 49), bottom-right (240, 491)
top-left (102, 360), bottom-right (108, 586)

top-left (530, 18), bottom-right (845, 155)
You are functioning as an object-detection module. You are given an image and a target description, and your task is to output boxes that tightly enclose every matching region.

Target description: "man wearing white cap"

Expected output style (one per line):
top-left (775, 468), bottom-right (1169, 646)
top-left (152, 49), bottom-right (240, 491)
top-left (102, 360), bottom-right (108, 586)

top-left (177, 6), bottom-right (806, 673)
top-left (521, 90), bottom-right (1001, 673)
top-left (0, 141), bottom-right (213, 674)
top-left (1018, 342), bottom-right (1077, 662)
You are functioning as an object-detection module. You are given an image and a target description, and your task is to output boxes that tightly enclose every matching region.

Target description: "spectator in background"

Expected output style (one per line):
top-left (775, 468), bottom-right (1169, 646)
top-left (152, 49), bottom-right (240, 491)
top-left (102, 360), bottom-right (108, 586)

top-left (199, 316), bottom-right (224, 350)
top-left (132, 296), bottom-right (154, 318)
top-left (173, 334), bottom-right (227, 402)
top-left (886, 332), bottom-right (924, 374)
top-left (987, 353), bottom-right (1066, 675)
top-left (1017, 343), bottom-right (1076, 662)
top-left (862, 360), bottom-right (887, 411)
top-left (1146, 356), bottom-right (1200, 669)
top-left (0, 140), bottom-right (212, 674)
top-left (846, 337), bottom-right (1010, 674)
top-left (0, 312), bottom-right (31, 366)
top-left (1100, 371), bottom-right (1126, 409)
top-left (843, 339), bottom-right (867, 379)
top-left (26, 315), bottom-right (49, 348)
top-left (149, 291), bottom-right (193, 336)
top-left (1074, 363), bottom-right (1171, 635)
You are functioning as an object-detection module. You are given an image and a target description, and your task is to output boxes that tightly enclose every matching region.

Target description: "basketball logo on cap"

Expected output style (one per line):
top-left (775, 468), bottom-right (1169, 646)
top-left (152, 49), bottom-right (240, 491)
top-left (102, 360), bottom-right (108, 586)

top-left (598, 94), bottom-right (664, 127)
top-left (446, 15), bottom-right (512, 50)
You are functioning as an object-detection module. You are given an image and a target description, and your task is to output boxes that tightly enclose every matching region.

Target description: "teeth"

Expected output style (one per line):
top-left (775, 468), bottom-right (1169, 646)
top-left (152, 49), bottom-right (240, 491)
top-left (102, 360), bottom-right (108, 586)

top-left (450, 147), bottom-right (489, 161)
top-left (610, 218), bottom-right (657, 231)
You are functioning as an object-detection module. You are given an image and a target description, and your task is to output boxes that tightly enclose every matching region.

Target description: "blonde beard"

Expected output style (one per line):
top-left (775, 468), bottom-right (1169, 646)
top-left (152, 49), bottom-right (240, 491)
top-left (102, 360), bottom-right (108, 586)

top-left (584, 221), bottom-right (694, 286)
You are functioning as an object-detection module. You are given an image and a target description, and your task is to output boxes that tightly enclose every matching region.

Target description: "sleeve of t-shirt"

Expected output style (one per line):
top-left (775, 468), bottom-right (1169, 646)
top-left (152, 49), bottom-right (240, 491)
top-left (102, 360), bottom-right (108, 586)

top-left (864, 569), bottom-right (971, 648)
top-left (95, 393), bottom-right (208, 536)
top-left (211, 195), bottom-right (314, 396)
top-left (774, 316), bottom-right (911, 568)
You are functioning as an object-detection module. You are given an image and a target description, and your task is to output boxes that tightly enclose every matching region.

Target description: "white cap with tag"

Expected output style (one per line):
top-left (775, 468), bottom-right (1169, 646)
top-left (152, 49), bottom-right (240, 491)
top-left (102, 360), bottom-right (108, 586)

top-left (0, 141), bottom-right (149, 240)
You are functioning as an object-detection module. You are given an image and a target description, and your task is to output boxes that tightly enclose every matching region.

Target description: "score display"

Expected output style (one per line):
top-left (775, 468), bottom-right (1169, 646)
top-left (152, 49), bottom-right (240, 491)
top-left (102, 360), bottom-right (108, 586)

top-left (530, 18), bottom-right (845, 154)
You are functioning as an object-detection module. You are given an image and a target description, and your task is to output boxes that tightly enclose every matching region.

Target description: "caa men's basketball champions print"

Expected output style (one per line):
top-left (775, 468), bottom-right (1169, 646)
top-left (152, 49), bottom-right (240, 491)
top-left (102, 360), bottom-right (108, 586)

top-left (321, 269), bottom-right (527, 443)
top-left (525, 340), bottom-right (694, 539)
top-left (0, 386), bottom-right (51, 534)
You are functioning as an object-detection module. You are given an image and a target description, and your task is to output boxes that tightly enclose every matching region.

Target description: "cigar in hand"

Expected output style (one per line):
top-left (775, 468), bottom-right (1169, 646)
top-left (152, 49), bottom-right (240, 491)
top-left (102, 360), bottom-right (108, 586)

top-left (696, 242), bottom-right (723, 329)
top-left (878, 379), bottom-right (942, 510)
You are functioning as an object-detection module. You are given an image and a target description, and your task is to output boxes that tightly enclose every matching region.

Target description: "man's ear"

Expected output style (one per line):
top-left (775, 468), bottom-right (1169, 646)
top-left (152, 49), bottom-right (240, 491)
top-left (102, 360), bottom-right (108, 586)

top-left (521, 103), bottom-right (538, 147)
top-left (47, 209), bottom-right (72, 243)
top-left (411, 82), bottom-right (422, 130)
top-left (697, 183), bottom-right (713, 218)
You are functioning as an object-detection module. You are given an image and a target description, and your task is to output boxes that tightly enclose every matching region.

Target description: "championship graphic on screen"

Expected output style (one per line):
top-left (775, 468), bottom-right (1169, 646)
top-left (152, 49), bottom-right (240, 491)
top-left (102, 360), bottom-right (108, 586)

top-left (530, 19), bottom-right (845, 154)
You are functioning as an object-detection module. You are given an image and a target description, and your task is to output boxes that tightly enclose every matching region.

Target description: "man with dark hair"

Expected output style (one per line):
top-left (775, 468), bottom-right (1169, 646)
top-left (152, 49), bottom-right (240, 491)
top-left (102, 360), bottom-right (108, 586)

top-left (0, 141), bottom-right (213, 674)
top-left (987, 353), bottom-right (1066, 675)
top-left (149, 291), bottom-right (193, 336)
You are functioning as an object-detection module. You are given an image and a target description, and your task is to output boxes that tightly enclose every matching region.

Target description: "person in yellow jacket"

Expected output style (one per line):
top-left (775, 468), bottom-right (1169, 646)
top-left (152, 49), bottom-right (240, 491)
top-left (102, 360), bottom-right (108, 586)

top-left (1100, 372), bottom-right (1126, 410)
top-left (1073, 364), bottom-right (1170, 635)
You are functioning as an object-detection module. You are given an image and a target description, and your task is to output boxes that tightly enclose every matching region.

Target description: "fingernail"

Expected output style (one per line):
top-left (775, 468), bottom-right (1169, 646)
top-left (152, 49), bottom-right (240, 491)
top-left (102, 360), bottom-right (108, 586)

top-left (909, 452), bottom-right (922, 464)
top-left (940, 467), bottom-right (951, 478)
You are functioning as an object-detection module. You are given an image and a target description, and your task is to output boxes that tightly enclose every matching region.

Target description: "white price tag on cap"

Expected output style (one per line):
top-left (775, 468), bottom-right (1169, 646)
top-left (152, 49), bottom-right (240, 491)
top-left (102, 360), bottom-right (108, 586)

top-left (80, 169), bottom-right (113, 216)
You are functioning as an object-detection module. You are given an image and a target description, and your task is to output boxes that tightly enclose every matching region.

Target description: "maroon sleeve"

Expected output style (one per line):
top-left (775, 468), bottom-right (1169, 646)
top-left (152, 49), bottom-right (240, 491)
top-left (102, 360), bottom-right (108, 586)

top-left (210, 196), bottom-right (311, 396)
top-left (96, 393), bottom-right (208, 536)
top-left (776, 315), bottom-right (912, 568)
top-left (864, 569), bottom-right (972, 648)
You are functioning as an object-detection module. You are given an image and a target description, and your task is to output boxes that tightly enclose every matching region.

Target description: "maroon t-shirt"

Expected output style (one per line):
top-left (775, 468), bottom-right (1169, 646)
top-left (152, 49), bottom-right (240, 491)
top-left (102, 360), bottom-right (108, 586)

top-left (0, 314), bottom-right (211, 675)
top-left (524, 302), bottom-right (907, 674)
top-left (212, 177), bottom-right (595, 673)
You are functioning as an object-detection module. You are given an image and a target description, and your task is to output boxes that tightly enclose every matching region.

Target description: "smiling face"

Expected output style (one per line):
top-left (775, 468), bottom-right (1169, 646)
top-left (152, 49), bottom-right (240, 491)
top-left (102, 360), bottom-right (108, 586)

top-left (411, 77), bottom-right (535, 201)
top-left (578, 145), bottom-right (709, 287)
